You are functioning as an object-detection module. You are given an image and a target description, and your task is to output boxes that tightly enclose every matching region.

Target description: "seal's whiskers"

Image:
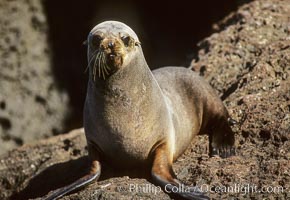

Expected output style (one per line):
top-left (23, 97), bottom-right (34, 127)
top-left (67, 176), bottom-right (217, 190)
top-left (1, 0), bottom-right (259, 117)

top-left (92, 51), bottom-right (100, 81)
top-left (85, 49), bottom-right (98, 73)
top-left (97, 52), bottom-right (102, 79)
top-left (101, 52), bottom-right (110, 76)
top-left (88, 50), bottom-right (112, 81)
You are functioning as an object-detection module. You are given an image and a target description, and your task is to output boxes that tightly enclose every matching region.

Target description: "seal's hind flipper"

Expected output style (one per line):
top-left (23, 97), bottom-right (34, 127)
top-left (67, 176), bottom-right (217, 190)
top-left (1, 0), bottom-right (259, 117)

top-left (209, 117), bottom-right (236, 158)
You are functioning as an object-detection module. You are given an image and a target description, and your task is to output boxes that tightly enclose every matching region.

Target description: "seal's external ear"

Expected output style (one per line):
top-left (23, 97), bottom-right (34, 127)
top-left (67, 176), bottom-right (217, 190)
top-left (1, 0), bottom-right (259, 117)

top-left (83, 40), bottom-right (88, 46)
top-left (135, 41), bottom-right (141, 47)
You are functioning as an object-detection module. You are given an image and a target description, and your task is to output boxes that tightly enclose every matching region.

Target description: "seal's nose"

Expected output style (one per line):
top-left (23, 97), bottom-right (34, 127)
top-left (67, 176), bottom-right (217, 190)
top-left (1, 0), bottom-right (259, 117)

top-left (100, 39), bottom-right (115, 51)
top-left (108, 41), bottom-right (114, 49)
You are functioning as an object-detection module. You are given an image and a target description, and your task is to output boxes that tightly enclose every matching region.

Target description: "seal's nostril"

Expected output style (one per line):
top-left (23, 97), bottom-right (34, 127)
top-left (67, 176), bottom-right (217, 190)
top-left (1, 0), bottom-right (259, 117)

top-left (100, 44), bottom-right (105, 51)
top-left (108, 41), bottom-right (114, 48)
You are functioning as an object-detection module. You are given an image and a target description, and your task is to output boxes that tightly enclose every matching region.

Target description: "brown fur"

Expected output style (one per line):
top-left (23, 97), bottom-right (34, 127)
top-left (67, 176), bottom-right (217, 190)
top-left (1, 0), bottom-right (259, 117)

top-left (44, 21), bottom-right (234, 200)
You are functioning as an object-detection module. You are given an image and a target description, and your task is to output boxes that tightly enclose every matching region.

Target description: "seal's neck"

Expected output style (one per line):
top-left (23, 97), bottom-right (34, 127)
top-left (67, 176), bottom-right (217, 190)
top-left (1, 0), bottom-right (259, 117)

top-left (87, 49), bottom-right (167, 120)
top-left (86, 48), bottom-right (169, 140)
top-left (110, 51), bottom-right (152, 88)
top-left (90, 49), bottom-right (157, 96)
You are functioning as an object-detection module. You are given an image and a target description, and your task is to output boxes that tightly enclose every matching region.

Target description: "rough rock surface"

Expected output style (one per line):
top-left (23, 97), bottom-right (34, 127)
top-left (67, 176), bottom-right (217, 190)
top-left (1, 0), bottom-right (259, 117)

top-left (0, 0), bottom-right (289, 199)
top-left (0, 0), bottom-right (69, 154)
top-left (190, 0), bottom-right (290, 199)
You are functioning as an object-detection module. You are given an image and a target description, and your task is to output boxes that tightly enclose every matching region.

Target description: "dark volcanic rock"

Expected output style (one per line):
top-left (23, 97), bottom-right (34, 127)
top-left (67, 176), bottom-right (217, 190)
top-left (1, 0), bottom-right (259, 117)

top-left (0, 129), bottom-right (87, 200)
top-left (0, 0), bottom-right (69, 154)
top-left (0, 0), bottom-right (289, 199)
top-left (190, 0), bottom-right (290, 199)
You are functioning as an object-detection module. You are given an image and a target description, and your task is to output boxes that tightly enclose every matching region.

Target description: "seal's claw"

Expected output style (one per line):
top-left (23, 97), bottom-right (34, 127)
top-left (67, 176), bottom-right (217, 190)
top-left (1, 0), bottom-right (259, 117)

top-left (210, 145), bottom-right (236, 158)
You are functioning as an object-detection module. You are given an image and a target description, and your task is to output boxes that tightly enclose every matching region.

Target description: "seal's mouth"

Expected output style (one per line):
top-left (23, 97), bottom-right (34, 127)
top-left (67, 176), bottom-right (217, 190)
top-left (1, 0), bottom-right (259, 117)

top-left (102, 39), bottom-right (124, 70)
top-left (87, 33), bottom-right (140, 81)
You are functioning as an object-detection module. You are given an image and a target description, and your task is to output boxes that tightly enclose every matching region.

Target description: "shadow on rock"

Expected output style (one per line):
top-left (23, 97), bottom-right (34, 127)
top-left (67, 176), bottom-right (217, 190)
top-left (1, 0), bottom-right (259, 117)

top-left (11, 156), bottom-right (154, 200)
top-left (11, 156), bottom-right (90, 200)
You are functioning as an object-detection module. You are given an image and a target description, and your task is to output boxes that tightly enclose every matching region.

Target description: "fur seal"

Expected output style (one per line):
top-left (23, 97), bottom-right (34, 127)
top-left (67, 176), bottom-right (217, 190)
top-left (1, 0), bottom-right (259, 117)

top-left (44, 21), bottom-right (235, 200)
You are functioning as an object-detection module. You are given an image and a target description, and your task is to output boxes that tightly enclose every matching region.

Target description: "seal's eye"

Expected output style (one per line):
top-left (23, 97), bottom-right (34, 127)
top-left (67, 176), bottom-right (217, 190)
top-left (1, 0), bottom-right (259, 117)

top-left (91, 35), bottom-right (102, 48)
top-left (121, 36), bottom-right (132, 47)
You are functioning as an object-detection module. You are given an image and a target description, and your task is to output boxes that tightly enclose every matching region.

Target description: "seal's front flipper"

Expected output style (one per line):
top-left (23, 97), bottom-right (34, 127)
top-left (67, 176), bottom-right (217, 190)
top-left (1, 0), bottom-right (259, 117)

top-left (165, 184), bottom-right (209, 200)
top-left (43, 145), bottom-right (101, 200)
top-left (151, 143), bottom-right (209, 200)
top-left (43, 160), bottom-right (101, 200)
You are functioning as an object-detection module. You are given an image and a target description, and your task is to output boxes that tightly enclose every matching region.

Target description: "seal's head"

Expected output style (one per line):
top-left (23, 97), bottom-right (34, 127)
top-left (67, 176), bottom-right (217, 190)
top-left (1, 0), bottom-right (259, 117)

top-left (87, 21), bottom-right (141, 80)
